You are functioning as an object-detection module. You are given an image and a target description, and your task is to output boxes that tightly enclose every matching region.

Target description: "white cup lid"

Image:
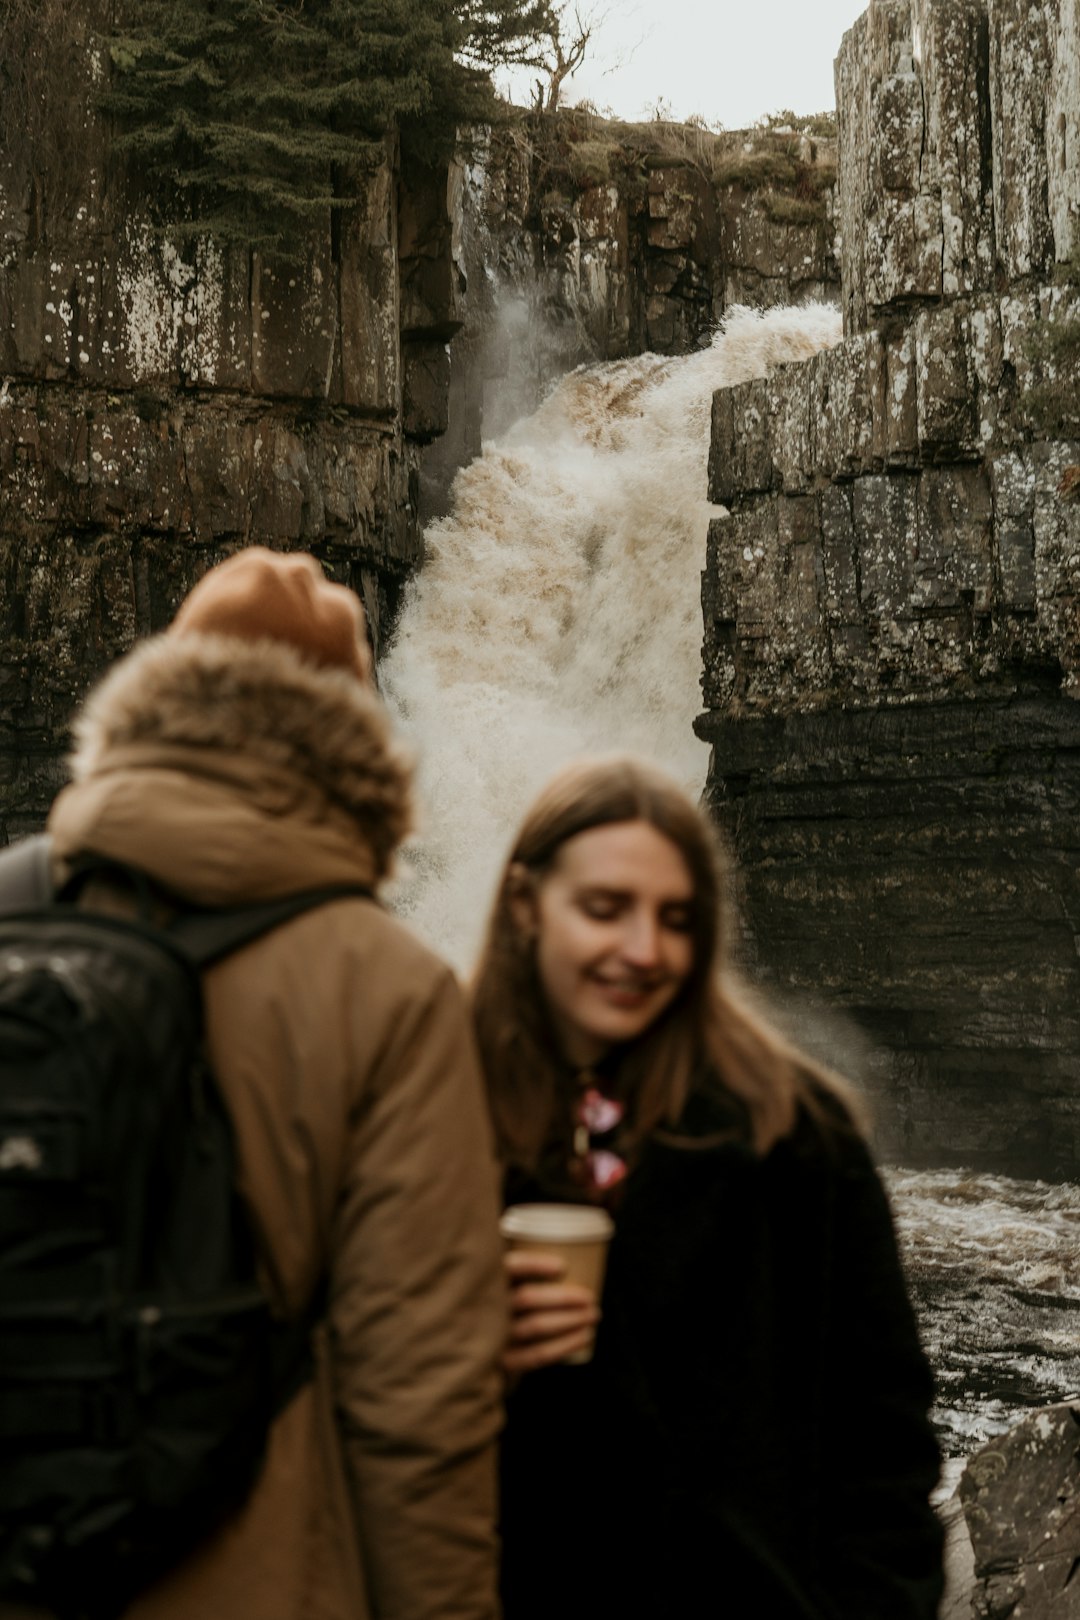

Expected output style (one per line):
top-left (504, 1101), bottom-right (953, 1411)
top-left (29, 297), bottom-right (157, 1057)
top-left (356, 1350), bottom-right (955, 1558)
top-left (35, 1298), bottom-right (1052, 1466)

top-left (499, 1202), bottom-right (615, 1242)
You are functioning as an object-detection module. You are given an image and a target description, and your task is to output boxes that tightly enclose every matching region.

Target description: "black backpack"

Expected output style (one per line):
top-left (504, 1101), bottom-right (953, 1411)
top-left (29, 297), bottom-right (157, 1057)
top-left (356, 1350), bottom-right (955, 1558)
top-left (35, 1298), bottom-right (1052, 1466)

top-left (0, 837), bottom-right (371, 1620)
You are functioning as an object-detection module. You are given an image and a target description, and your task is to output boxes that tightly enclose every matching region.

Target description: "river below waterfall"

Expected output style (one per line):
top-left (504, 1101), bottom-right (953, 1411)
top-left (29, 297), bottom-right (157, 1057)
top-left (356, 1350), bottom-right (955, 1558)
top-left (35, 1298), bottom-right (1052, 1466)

top-left (382, 303), bottom-right (1079, 1466)
top-left (889, 1167), bottom-right (1080, 1459)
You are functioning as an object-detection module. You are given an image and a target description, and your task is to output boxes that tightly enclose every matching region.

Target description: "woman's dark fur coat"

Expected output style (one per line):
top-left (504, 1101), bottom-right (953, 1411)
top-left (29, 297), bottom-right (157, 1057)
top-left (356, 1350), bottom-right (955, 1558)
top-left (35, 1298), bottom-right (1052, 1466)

top-left (499, 1091), bottom-right (944, 1620)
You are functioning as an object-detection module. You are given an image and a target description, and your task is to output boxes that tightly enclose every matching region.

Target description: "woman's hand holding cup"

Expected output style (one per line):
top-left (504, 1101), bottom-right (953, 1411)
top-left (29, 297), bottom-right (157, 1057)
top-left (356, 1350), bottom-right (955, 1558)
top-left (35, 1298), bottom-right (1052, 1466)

top-left (499, 1204), bottom-right (615, 1377)
top-left (502, 1248), bottom-right (601, 1376)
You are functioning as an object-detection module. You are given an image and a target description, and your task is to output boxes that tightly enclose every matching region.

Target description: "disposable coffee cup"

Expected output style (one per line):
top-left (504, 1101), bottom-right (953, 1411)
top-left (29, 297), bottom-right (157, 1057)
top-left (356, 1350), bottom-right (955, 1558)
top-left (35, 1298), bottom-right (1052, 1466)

top-left (500, 1202), bottom-right (615, 1365)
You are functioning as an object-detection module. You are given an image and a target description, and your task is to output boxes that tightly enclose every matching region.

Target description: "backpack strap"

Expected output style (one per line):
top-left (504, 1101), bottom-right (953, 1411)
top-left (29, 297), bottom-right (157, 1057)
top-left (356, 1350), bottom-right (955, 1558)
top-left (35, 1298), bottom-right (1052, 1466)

top-left (0, 834), bottom-right (54, 914)
top-left (169, 885), bottom-right (375, 969)
top-left (0, 836), bottom-right (373, 966)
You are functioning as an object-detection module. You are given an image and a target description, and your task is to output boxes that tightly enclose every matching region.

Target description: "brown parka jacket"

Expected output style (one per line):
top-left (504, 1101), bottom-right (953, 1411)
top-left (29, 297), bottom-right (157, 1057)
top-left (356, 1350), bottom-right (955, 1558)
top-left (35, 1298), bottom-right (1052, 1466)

top-left (5, 630), bottom-right (506, 1620)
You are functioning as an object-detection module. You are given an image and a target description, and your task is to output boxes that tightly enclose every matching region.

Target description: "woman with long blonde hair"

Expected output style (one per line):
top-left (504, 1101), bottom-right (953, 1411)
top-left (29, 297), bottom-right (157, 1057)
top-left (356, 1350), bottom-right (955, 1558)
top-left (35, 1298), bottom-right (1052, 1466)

top-left (473, 755), bottom-right (943, 1620)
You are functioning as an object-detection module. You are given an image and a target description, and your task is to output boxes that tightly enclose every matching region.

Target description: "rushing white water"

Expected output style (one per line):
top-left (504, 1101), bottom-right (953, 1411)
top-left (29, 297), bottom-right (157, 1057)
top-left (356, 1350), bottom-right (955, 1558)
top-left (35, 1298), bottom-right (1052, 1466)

top-left (888, 1168), bottom-right (1080, 1458)
top-left (382, 302), bottom-right (843, 967)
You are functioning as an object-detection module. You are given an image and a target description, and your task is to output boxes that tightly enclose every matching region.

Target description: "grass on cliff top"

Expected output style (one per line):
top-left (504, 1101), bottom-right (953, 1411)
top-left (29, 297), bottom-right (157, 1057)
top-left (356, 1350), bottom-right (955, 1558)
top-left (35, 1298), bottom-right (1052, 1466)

top-left (521, 104), bottom-right (836, 218)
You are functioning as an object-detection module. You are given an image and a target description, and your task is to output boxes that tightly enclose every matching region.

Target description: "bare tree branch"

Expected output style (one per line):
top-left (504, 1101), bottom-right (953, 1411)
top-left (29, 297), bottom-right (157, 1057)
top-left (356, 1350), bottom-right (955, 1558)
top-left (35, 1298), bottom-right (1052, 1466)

top-left (544, 3), bottom-right (593, 110)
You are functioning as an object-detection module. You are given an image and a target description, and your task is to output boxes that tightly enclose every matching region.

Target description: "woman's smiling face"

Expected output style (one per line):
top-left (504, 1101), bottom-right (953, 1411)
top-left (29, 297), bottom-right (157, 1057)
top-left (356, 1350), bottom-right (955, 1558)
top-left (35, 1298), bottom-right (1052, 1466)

top-left (517, 819), bottom-right (697, 1067)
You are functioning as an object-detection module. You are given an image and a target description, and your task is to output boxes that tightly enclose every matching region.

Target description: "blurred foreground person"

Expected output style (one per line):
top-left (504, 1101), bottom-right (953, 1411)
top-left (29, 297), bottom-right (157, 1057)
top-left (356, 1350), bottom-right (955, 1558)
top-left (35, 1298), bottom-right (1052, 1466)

top-left (472, 755), bottom-right (944, 1620)
top-left (0, 549), bottom-right (505, 1620)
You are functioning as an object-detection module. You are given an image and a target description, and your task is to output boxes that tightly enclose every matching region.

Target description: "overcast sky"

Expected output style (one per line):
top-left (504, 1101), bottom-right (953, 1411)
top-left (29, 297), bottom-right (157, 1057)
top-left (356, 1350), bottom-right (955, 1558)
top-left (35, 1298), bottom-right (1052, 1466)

top-left (497, 0), bottom-right (869, 128)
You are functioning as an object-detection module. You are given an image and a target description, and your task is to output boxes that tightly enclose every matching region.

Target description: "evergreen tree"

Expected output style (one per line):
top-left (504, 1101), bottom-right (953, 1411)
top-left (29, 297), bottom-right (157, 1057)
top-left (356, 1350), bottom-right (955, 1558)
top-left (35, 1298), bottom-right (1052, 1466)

top-left (456, 0), bottom-right (555, 70)
top-left (104, 0), bottom-right (554, 253)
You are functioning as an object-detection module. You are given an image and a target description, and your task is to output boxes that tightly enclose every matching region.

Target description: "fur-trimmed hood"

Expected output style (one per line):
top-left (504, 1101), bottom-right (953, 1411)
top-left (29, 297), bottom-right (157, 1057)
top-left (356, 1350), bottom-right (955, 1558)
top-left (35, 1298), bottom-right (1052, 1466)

top-left (47, 631), bottom-right (414, 903)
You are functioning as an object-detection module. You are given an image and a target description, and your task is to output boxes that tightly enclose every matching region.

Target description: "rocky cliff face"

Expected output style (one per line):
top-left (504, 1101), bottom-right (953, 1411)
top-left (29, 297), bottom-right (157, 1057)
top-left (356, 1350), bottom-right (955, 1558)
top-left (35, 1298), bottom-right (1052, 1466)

top-left (699, 0), bottom-right (1080, 1176)
top-left (0, 9), bottom-right (463, 840)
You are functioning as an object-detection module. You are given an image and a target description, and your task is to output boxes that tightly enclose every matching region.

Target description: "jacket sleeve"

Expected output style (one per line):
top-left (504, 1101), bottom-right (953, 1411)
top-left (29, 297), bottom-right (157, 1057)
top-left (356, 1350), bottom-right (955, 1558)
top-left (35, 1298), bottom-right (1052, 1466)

top-left (812, 1135), bottom-right (945, 1620)
top-left (329, 963), bottom-right (506, 1620)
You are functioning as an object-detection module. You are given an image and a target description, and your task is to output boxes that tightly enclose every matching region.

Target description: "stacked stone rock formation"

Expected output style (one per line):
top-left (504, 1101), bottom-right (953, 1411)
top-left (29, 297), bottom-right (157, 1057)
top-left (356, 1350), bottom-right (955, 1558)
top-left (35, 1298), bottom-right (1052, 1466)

top-left (0, 1), bottom-right (465, 839)
top-left (698, 0), bottom-right (1080, 1176)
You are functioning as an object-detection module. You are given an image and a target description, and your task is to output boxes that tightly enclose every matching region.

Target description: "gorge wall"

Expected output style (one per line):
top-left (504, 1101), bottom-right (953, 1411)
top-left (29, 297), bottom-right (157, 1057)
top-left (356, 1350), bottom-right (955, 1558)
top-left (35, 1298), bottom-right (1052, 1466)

top-left (0, 3), bottom-right (449, 841)
top-left (699, 0), bottom-right (1080, 1176)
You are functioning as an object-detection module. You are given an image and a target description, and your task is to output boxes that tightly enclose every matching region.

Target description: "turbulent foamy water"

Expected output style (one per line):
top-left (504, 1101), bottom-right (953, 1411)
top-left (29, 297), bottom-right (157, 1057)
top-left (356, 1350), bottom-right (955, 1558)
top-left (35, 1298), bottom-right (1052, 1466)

top-left (382, 303), bottom-right (843, 968)
top-left (381, 300), bottom-right (1080, 1460)
top-left (889, 1168), bottom-right (1080, 1458)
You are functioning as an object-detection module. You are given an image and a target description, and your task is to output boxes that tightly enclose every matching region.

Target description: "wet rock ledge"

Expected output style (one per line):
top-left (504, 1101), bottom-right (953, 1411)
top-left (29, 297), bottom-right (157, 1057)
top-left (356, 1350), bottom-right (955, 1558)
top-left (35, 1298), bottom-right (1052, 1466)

top-left (941, 1403), bottom-right (1080, 1618)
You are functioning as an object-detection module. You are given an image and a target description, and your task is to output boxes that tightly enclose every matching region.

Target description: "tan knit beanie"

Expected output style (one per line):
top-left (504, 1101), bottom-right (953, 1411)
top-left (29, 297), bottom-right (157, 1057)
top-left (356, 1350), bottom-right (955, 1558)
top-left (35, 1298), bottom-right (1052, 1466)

top-left (169, 547), bottom-right (370, 681)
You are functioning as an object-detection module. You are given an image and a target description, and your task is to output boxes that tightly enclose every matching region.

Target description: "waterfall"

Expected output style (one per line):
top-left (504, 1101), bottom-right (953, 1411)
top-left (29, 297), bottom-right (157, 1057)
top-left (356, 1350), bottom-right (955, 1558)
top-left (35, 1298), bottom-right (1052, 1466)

top-left (382, 302), bottom-right (843, 969)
